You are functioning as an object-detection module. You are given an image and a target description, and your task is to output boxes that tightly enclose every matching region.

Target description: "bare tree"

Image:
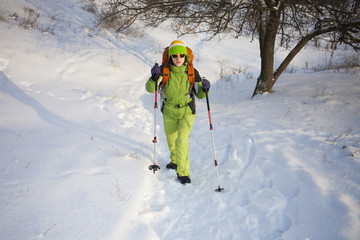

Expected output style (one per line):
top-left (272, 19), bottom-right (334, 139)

top-left (99, 0), bottom-right (360, 97)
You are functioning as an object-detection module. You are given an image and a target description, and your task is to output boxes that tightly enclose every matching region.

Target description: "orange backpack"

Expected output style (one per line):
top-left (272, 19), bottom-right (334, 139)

top-left (160, 46), bottom-right (195, 89)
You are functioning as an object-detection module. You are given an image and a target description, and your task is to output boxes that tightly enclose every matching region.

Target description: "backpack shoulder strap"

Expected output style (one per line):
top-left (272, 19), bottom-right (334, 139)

top-left (161, 47), bottom-right (170, 87)
top-left (186, 47), bottom-right (195, 89)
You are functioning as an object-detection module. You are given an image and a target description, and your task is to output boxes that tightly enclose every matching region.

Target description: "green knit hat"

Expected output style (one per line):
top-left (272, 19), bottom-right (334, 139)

top-left (168, 40), bottom-right (188, 57)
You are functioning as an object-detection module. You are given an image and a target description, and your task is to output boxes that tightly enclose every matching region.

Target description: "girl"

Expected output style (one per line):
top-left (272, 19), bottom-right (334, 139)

top-left (146, 40), bottom-right (210, 184)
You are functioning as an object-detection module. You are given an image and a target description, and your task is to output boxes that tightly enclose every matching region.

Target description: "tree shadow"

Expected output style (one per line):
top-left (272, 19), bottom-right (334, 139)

top-left (0, 71), bottom-right (145, 154)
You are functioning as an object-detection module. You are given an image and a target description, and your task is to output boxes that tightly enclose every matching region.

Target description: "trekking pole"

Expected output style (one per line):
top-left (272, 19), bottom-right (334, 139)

top-left (149, 63), bottom-right (161, 174)
top-left (204, 78), bottom-right (224, 192)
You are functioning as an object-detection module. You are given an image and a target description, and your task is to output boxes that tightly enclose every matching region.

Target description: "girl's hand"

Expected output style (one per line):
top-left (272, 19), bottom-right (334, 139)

top-left (202, 78), bottom-right (211, 91)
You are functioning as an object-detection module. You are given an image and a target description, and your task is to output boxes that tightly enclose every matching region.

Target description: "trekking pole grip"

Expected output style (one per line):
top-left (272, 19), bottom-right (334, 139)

top-left (154, 63), bottom-right (159, 90)
top-left (154, 63), bottom-right (159, 109)
top-left (205, 88), bottom-right (213, 130)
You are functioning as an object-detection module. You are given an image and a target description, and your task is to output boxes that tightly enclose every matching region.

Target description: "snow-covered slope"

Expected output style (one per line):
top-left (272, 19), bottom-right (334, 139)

top-left (1, 1), bottom-right (359, 240)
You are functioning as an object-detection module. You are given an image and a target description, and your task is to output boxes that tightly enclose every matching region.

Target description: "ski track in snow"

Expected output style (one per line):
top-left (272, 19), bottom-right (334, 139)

top-left (139, 117), bottom-right (291, 240)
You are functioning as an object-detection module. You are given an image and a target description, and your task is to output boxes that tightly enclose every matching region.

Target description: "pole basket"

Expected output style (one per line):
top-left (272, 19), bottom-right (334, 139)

top-left (149, 164), bottom-right (160, 174)
top-left (215, 186), bottom-right (224, 192)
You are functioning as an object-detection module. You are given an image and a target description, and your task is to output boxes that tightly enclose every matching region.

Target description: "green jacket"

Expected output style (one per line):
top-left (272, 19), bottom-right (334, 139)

top-left (146, 64), bottom-right (207, 114)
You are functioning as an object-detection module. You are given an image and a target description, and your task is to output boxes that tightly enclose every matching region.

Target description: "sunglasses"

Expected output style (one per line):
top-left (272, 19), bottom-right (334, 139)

top-left (171, 53), bottom-right (186, 58)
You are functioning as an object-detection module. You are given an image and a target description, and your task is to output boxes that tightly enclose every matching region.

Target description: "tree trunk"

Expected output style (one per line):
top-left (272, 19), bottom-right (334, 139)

top-left (252, 3), bottom-right (283, 98)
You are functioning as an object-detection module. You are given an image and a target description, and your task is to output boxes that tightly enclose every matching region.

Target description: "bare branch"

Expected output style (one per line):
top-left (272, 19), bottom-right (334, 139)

top-left (97, 0), bottom-right (360, 96)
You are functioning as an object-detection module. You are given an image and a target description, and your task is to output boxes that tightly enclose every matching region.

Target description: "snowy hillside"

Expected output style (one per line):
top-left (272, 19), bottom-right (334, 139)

top-left (0, 1), bottom-right (359, 240)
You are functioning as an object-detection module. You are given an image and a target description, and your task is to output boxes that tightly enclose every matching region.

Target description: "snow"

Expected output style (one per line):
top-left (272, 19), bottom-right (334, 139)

top-left (1, 1), bottom-right (360, 240)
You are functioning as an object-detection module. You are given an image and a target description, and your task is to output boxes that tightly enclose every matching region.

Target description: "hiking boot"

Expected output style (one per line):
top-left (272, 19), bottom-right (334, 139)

top-left (177, 174), bottom-right (191, 184)
top-left (166, 162), bottom-right (177, 170)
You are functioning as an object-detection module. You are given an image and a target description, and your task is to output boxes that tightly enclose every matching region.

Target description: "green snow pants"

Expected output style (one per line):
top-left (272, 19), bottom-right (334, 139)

top-left (163, 104), bottom-right (196, 177)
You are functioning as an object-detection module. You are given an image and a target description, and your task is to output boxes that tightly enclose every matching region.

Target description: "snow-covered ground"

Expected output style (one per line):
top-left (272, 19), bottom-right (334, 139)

top-left (1, 1), bottom-right (359, 240)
